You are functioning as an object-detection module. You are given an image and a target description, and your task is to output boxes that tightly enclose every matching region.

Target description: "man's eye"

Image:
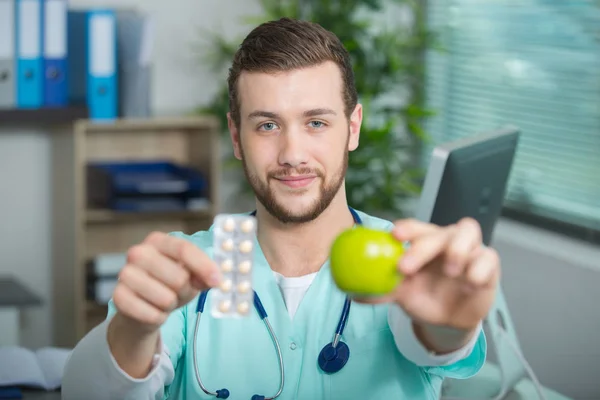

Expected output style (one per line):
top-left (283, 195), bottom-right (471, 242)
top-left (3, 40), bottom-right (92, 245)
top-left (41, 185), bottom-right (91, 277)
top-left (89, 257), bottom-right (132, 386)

top-left (260, 122), bottom-right (277, 131)
top-left (309, 121), bottom-right (324, 129)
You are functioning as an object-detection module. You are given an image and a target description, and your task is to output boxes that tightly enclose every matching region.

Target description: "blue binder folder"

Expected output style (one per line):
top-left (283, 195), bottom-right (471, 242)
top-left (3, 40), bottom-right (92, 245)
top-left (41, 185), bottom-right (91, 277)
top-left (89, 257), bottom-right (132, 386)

top-left (67, 10), bottom-right (86, 107)
top-left (16, 0), bottom-right (43, 108)
top-left (43, 0), bottom-right (68, 106)
top-left (87, 9), bottom-right (117, 120)
top-left (68, 8), bottom-right (117, 120)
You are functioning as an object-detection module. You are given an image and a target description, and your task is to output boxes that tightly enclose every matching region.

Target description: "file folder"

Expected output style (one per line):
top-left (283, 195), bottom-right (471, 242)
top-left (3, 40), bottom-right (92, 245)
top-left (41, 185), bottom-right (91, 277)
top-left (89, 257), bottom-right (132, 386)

top-left (16, 0), bottom-right (43, 108)
top-left (43, 0), bottom-right (68, 107)
top-left (116, 9), bottom-right (153, 118)
top-left (88, 9), bottom-right (117, 120)
top-left (0, 0), bottom-right (15, 108)
top-left (67, 10), bottom-right (86, 107)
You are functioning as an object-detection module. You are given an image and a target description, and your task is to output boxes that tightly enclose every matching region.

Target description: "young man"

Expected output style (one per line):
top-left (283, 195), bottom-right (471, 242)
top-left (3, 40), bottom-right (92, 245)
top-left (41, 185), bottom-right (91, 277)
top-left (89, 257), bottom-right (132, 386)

top-left (63, 18), bottom-right (499, 400)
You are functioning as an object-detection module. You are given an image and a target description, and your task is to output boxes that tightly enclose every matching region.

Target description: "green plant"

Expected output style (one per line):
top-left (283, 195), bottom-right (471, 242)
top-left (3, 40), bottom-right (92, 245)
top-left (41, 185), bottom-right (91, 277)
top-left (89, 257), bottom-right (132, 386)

top-left (196, 0), bottom-right (436, 217)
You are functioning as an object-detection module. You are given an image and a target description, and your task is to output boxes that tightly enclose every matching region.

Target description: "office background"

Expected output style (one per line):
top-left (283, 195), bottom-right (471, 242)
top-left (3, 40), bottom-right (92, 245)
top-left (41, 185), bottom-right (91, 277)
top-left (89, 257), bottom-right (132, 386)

top-left (0, 0), bottom-right (598, 399)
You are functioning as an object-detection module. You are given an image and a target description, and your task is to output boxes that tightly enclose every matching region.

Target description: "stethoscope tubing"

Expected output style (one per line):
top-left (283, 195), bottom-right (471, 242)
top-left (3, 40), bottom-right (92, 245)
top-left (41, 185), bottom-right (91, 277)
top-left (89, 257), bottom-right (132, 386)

top-left (194, 291), bottom-right (284, 400)
top-left (193, 207), bottom-right (361, 399)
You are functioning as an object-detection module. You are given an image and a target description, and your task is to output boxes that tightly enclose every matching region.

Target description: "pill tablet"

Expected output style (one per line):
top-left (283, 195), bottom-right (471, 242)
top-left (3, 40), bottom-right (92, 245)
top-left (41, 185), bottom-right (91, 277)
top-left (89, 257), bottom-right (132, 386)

top-left (237, 281), bottom-right (251, 294)
top-left (220, 279), bottom-right (233, 293)
top-left (238, 260), bottom-right (252, 274)
top-left (221, 259), bottom-right (233, 272)
top-left (237, 301), bottom-right (250, 315)
top-left (210, 214), bottom-right (256, 318)
top-left (221, 238), bottom-right (234, 252)
top-left (239, 240), bottom-right (253, 253)
top-left (240, 219), bottom-right (254, 233)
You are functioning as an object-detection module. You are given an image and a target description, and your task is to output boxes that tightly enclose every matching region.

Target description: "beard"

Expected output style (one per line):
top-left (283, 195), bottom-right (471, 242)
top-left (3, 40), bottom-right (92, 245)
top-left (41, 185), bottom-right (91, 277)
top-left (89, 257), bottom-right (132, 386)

top-left (240, 142), bottom-right (349, 224)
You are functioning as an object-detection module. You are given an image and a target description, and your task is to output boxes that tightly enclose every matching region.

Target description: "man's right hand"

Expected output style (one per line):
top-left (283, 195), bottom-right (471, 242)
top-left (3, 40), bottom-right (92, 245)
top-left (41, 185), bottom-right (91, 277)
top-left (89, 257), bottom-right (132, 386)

top-left (112, 231), bottom-right (221, 332)
top-left (106, 231), bottom-right (220, 378)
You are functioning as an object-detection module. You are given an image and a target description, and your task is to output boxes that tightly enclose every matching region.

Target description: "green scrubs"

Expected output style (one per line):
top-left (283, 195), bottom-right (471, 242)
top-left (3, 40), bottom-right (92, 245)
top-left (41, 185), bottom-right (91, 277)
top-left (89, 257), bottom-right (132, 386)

top-left (106, 210), bottom-right (486, 399)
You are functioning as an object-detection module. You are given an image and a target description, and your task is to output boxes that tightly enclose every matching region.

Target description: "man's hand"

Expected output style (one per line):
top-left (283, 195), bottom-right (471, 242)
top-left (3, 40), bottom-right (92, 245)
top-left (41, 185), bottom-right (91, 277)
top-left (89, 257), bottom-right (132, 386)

top-left (113, 231), bottom-right (222, 332)
top-left (108, 232), bottom-right (221, 378)
top-left (357, 217), bottom-right (500, 353)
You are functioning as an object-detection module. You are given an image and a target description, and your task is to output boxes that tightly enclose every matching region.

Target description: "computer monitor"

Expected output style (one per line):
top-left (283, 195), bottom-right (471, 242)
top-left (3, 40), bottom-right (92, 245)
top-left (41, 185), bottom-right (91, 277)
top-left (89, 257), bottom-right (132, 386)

top-left (415, 126), bottom-right (520, 245)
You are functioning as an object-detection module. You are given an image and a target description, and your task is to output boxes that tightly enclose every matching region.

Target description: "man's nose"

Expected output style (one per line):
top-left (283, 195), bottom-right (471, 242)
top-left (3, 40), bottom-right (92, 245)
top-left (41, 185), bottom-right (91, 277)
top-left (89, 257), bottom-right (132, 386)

top-left (278, 129), bottom-right (308, 168)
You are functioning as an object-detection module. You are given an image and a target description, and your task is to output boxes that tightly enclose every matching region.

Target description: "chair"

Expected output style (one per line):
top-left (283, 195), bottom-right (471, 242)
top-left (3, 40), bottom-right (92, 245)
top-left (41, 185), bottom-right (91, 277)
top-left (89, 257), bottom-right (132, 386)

top-left (440, 287), bottom-right (572, 400)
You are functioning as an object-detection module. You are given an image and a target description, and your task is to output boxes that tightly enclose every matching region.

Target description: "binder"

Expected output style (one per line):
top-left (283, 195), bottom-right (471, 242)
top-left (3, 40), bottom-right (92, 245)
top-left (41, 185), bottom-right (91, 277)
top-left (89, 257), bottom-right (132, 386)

top-left (43, 0), bottom-right (68, 107)
top-left (87, 9), bottom-right (117, 120)
top-left (0, 0), bottom-right (15, 108)
top-left (116, 9), bottom-right (153, 118)
top-left (67, 10), bottom-right (86, 107)
top-left (16, 0), bottom-right (43, 108)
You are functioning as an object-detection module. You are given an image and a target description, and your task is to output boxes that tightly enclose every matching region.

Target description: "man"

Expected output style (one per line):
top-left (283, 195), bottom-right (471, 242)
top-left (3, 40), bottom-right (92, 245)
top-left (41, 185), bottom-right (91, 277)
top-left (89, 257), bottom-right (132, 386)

top-left (62, 17), bottom-right (499, 400)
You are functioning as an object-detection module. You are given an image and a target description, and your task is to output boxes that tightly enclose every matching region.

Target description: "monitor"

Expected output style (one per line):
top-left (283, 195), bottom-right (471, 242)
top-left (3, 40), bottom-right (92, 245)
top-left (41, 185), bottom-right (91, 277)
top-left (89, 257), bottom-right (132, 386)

top-left (415, 126), bottom-right (521, 245)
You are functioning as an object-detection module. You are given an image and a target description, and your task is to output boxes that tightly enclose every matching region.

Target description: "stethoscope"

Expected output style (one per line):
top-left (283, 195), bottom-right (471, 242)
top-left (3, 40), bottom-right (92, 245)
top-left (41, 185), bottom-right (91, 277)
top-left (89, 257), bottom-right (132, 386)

top-left (192, 207), bottom-right (362, 400)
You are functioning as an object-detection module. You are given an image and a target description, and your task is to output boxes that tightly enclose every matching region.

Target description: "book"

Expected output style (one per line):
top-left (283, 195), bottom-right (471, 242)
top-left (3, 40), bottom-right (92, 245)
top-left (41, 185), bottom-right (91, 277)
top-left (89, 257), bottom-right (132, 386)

top-left (0, 346), bottom-right (72, 391)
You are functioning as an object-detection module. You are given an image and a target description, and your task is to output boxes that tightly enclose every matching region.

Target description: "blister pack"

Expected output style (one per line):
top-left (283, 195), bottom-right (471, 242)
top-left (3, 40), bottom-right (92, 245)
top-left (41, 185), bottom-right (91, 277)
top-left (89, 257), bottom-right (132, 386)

top-left (211, 214), bottom-right (256, 318)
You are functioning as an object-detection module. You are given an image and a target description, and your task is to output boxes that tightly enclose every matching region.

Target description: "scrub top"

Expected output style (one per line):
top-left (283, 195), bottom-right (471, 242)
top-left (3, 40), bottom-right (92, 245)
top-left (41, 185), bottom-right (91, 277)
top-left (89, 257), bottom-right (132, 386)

top-left (106, 209), bottom-right (486, 400)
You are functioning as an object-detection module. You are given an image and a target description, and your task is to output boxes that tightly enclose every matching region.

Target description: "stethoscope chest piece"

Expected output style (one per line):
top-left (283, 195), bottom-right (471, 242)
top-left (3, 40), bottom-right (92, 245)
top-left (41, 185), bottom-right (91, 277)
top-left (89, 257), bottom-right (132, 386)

top-left (318, 341), bottom-right (350, 374)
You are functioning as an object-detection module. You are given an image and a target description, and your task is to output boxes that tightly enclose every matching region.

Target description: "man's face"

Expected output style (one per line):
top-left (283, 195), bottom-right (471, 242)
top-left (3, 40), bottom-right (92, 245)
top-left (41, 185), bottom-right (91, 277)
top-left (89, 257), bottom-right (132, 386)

top-left (228, 61), bottom-right (362, 224)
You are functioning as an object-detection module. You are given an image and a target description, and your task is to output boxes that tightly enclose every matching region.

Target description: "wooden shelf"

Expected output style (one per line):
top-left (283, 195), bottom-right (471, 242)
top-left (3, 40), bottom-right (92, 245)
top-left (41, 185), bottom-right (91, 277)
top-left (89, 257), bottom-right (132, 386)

top-left (51, 116), bottom-right (221, 347)
top-left (75, 116), bottom-right (218, 133)
top-left (85, 208), bottom-right (214, 223)
top-left (0, 106), bottom-right (88, 126)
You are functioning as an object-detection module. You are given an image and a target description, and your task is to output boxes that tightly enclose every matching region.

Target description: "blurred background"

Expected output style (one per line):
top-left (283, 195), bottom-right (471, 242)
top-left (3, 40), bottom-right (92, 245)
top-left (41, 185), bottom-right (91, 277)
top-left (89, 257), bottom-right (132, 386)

top-left (0, 0), bottom-right (598, 399)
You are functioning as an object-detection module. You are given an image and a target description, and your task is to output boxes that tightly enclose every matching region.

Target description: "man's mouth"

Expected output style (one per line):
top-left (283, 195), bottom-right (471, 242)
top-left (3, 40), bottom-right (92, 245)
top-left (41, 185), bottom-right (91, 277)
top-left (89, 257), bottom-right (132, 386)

top-left (274, 175), bottom-right (317, 188)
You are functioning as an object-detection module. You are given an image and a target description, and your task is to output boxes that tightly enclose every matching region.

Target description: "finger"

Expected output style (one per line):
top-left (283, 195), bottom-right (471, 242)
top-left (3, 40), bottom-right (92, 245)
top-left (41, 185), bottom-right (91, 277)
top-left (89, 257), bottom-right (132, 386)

top-left (119, 265), bottom-right (179, 312)
top-left (126, 243), bottom-right (201, 300)
top-left (398, 228), bottom-right (454, 274)
top-left (144, 232), bottom-right (221, 287)
top-left (444, 217), bottom-right (482, 277)
top-left (127, 243), bottom-right (188, 288)
top-left (465, 247), bottom-right (500, 287)
top-left (112, 283), bottom-right (168, 327)
top-left (391, 218), bottom-right (439, 242)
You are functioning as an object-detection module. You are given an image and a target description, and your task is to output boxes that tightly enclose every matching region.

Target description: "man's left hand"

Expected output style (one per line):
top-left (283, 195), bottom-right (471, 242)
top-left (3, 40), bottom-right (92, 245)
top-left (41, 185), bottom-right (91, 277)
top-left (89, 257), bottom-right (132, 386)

top-left (356, 217), bottom-right (500, 341)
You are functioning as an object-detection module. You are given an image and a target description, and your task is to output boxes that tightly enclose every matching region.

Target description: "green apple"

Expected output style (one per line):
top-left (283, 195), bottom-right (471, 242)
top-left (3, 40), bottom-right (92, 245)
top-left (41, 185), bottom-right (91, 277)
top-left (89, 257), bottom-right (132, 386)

top-left (330, 226), bottom-right (405, 296)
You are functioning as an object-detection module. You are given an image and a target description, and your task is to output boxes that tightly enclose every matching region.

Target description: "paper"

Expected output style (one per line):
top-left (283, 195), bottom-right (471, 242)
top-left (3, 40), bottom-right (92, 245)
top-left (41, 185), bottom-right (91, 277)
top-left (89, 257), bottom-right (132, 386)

top-left (0, 346), bottom-right (72, 390)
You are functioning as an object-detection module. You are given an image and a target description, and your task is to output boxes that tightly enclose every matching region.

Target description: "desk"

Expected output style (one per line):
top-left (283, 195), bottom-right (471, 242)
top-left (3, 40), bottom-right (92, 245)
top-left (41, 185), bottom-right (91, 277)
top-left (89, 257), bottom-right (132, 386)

top-left (0, 278), bottom-right (42, 346)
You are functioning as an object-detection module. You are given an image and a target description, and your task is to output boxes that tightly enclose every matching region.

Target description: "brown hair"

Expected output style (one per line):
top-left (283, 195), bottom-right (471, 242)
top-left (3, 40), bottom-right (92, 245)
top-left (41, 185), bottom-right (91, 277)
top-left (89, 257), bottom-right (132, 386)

top-left (227, 17), bottom-right (357, 129)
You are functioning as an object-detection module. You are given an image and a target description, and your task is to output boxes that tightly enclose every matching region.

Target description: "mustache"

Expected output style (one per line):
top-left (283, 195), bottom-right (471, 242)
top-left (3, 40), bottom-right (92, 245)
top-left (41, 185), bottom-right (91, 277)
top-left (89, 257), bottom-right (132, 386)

top-left (268, 167), bottom-right (324, 179)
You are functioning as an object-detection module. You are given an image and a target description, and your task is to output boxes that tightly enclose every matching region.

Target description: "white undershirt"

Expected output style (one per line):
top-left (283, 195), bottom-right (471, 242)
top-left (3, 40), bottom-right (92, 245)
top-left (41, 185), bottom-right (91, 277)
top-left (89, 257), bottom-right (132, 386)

top-left (272, 271), bottom-right (318, 319)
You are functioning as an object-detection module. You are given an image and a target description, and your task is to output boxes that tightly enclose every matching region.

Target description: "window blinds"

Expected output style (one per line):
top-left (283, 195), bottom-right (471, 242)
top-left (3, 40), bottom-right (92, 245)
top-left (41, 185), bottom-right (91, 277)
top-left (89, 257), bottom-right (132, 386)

top-left (422, 0), bottom-right (600, 231)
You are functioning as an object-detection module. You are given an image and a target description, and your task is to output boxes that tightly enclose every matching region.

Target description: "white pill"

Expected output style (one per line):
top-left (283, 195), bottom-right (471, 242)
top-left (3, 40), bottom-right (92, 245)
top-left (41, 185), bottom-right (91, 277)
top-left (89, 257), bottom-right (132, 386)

top-left (237, 281), bottom-right (251, 294)
top-left (221, 238), bottom-right (234, 251)
top-left (239, 240), bottom-right (253, 253)
top-left (237, 301), bottom-right (250, 315)
top-left (220, 279), bottom-right (232, 292)
top-left (240, 219), bottom-right (254, 233)
top-left (238, 260), bottom-right (252, 274)
top-left (221, 259), bottom-right (233, 272)
top-left (223, 218), bottom-right (236, 232)
top-left (218, 300), bottom-right (231, 313)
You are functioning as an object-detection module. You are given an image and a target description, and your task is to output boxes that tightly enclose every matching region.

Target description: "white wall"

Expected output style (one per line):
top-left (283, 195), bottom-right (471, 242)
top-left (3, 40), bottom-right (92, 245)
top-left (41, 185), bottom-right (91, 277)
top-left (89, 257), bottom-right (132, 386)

top-left (0, 0), bottom-right (261, 349)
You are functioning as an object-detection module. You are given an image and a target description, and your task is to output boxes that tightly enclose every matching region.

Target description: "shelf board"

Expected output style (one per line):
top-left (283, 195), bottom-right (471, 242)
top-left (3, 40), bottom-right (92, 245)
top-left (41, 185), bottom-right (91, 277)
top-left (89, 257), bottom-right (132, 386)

top-left (84, 301), bottom-right (108, 313)
top-left (86, 208), bottom-right (213, 223)
top-left (76, 115), bottom-right (219, 132)
top-left (0, 106), bottom-right (88, 126)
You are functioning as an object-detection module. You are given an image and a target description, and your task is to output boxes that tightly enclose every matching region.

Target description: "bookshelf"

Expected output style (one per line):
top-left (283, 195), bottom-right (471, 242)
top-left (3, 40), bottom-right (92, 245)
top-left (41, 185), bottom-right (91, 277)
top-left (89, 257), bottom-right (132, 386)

top-left (51, 116), bottom-right (221, 347)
